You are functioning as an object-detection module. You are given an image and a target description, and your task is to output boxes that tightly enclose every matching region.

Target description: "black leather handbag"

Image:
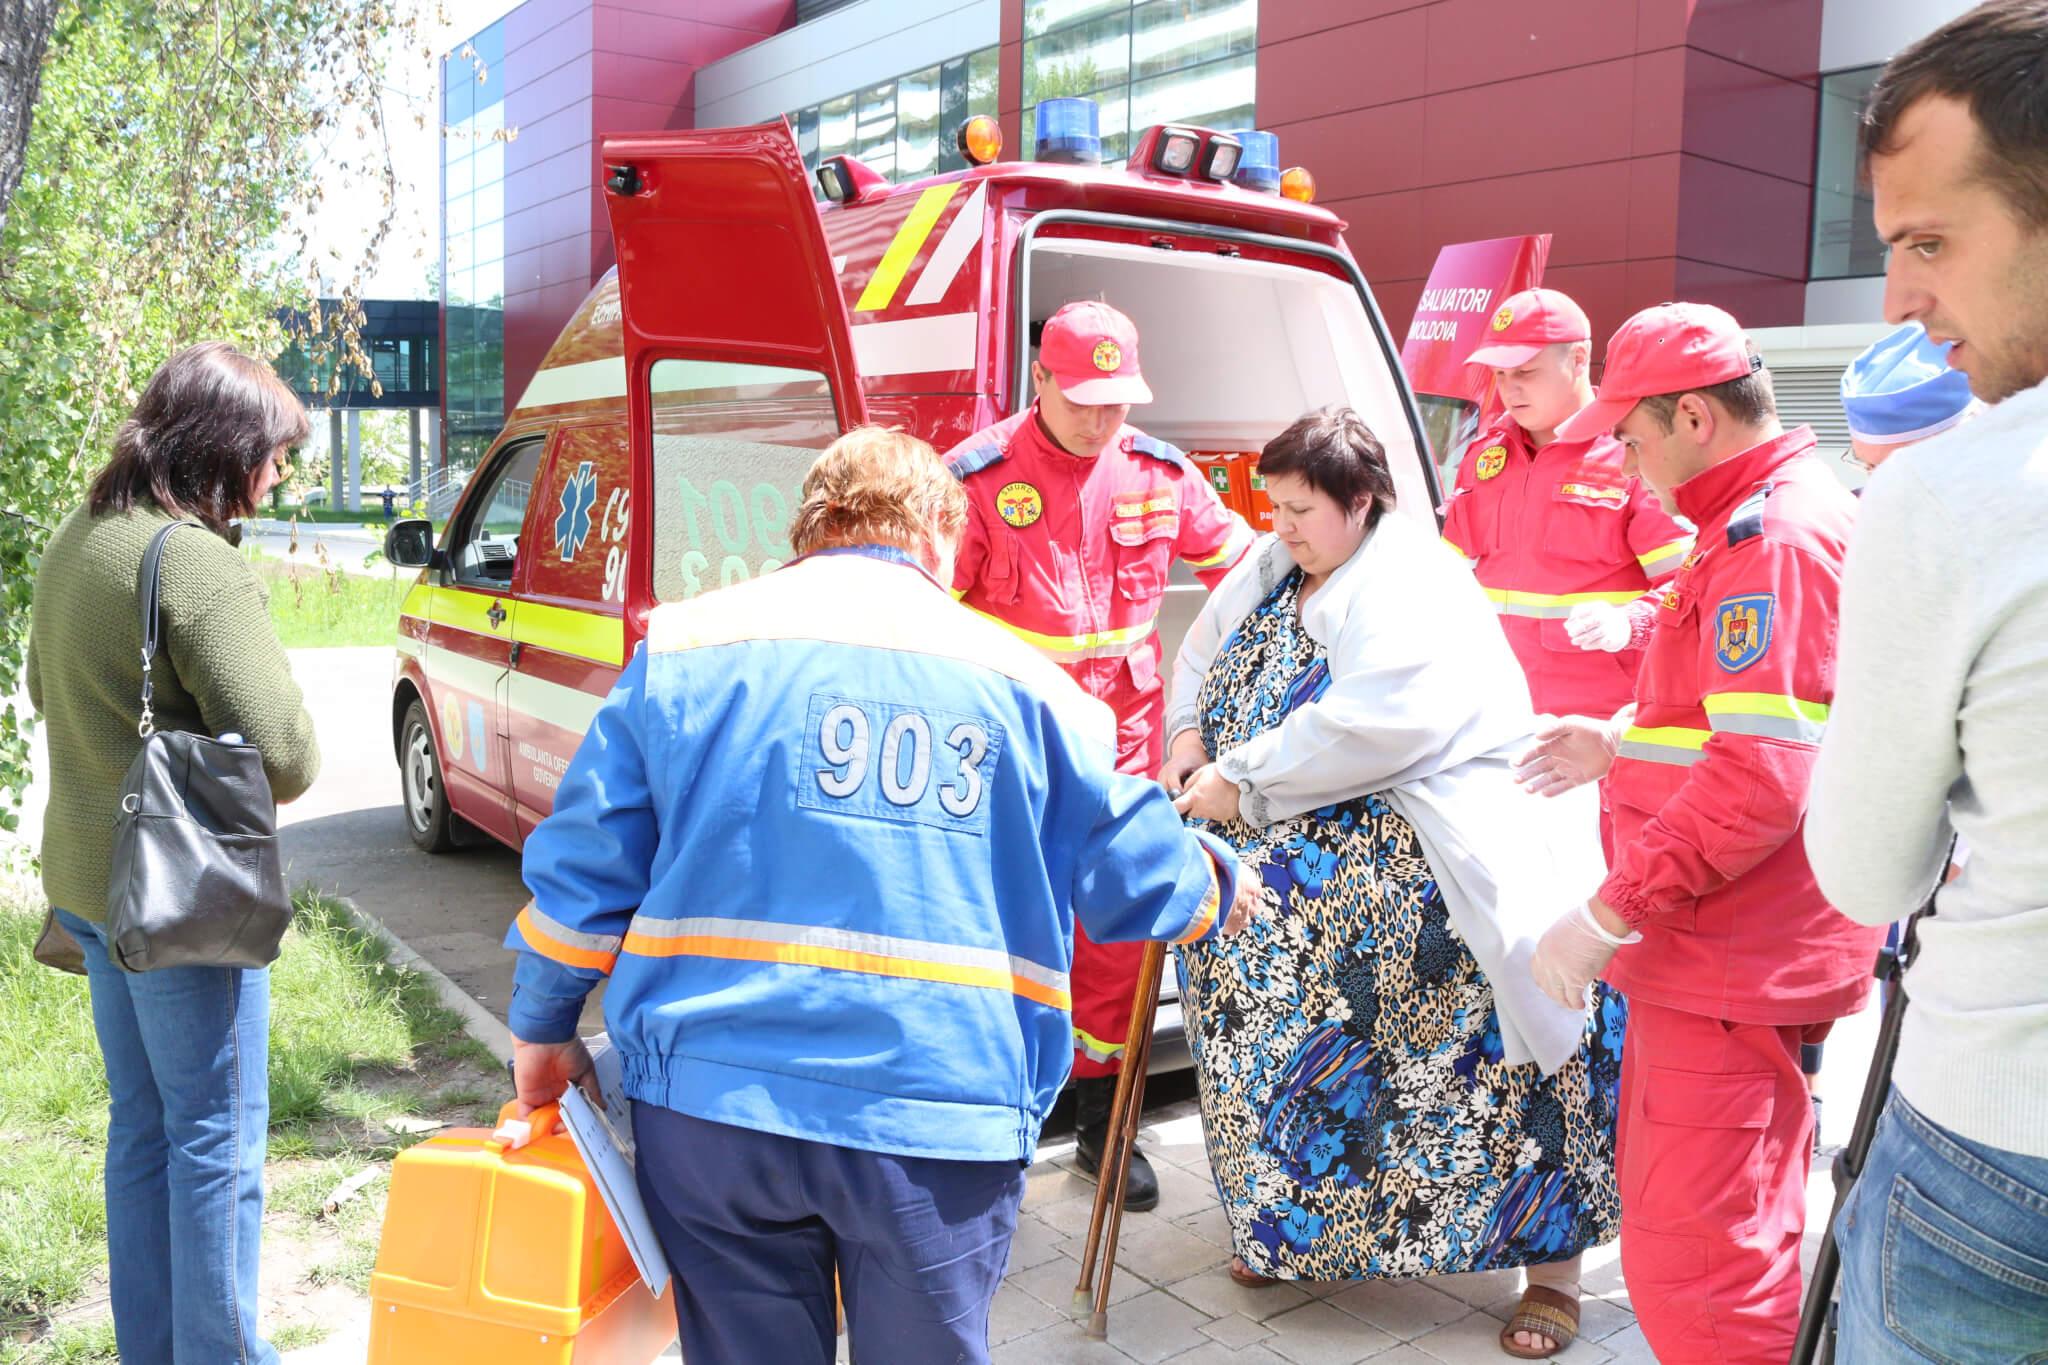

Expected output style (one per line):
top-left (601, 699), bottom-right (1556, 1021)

top-left (104, 522), bottom-right (290, 972)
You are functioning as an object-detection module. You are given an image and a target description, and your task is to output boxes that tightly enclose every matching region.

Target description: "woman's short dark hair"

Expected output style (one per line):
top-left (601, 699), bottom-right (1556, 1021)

top-left (89, 341), bottom-right (311, 533)
top-left (1256, 406), bottom-right (1396, 524)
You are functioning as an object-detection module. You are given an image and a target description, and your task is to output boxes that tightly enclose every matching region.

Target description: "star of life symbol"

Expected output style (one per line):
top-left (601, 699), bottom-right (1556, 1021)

top-left (556, 461), bottom-right (597, 562)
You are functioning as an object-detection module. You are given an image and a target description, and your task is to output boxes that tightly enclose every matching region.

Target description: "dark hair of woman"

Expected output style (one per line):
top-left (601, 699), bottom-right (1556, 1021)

top-left (1256, 405), bottom-right (1397, 526)
top-left (88, 341), bottom-right (311, 534)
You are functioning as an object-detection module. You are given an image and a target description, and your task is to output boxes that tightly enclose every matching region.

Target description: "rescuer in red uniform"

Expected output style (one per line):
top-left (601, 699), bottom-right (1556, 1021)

top-left (1516, 302), bottom-right (1885, 1364)
top-left (1444, 288), bottom-right (1693, 722)
top-left (944, 301), bottom-right (1254, 1209)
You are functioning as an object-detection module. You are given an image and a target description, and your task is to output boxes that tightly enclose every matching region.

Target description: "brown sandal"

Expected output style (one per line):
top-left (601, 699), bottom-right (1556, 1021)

top-left (1498, 1284), bottom-right (1580, 1359)
top-left (1228, 1256), bottom-right (1280, 1288)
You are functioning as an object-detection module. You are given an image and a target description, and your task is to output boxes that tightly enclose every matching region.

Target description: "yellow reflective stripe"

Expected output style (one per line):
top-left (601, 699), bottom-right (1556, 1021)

top-left (1442, 536), bottom-right (1475, 562)
top-left (1114, 495), bottom-right (1175, 517)
top-left (1074, 1027), bottom-right (1124, 1062)
top-left (1704, 692), bottom-right (1829, 743)
top-left (400, 582), bottom-right (433, 620)
top-left (1481, 587), bottom-right (1643, 619)
top-left (516, 600), bottom-right (625, 666)
top-left (431, 586), bottom-right (505, 635)
top-left (854, 183), bottom-right (960, 312)
top-left (1637, 537), bottom-right (1692, 574)
top-left (620, 915), bottom-right (1071, 1010)
top-left (1617, 724), bottom-right (1711, 767)
top-left (968, 607), bottom-right (1157, 660)
top-left (1183, 544), bottom-right (1234, 569)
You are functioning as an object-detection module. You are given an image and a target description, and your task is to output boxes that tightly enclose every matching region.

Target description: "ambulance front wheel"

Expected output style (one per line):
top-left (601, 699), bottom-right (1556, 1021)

top-left (401, 699), bottom-right (459, 853)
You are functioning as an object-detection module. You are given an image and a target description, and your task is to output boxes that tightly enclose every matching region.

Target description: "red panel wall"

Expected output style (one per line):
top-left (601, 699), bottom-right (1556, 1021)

top-left (495, 0), bottom-right (796, 407)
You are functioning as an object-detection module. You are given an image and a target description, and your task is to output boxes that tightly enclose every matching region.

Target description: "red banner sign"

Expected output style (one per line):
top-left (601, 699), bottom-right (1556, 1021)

top-left (1399, 234), bottom-right (1551, 403)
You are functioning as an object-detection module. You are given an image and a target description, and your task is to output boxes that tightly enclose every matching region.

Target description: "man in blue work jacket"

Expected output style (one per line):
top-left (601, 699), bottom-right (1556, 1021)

top-left (503, 428), bottom-right (1254, 1365)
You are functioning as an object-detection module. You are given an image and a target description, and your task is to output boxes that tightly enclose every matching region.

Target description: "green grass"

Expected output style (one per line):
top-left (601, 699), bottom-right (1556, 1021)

top-left (0, 888), bottom-right (503, 1356)
top-left (252, 558), bottom-right (411, 649)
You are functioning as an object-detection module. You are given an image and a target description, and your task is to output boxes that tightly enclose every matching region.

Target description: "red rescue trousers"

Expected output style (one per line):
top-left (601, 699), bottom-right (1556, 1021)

top-left (1617, 998), bottom-right (1829, 1362)
top-left (1067, 689), bottom-right (1165, 1080)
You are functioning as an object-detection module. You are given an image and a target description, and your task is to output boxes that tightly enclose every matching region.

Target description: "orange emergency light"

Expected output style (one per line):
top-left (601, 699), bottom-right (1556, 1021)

top-left (1279, 166), bottom-right (1317, 204)
top-left (958, 115), bottom-right (1003, 166)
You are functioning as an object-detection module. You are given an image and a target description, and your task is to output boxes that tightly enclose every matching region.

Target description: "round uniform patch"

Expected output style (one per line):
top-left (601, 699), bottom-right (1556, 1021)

top-left (1475, 445), bottom-right (1508, 480)
top-left (997, 480), bottom-right (1044, 528)
top-left (1092, 338), bottom-right (1122, 372)
top-left (1491, 304), bottom-right (1515, 332)
top-left (440, 694), bottom-right (464, 763)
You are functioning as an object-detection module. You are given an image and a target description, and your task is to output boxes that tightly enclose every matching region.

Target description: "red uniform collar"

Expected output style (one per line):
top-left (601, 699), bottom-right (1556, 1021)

top-left (1483, 415), bottom-right (1608, 465)
top-left (1672, 427), bottom-right (1817, 528)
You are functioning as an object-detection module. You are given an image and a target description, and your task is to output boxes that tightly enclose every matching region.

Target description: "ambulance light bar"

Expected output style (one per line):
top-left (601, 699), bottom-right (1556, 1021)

top-left (1199, 133), bottom-right (1242, 183)
top-left (1228, 130), bottom-right (1281, 193)
top-left (1035, 97), bottom-right (1102, 166)
top-left (1153, 125), bottom-right (1201, 175)
top-left (1130, 124), bottom-right (1252, 186)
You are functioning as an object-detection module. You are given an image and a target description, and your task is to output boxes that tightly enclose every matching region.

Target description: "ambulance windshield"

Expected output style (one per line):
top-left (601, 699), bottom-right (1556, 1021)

top-left (1023, 237), bottom-right (1434, 526)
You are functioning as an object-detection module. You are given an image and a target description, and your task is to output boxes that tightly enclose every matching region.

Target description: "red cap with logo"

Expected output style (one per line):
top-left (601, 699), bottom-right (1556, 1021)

top-left (1038, 300), bottom-right (1153, 405)
top-left (1554, 301), bottom-right (1761, 443)
top-left (1463, 288), bottom-right (1592, 370)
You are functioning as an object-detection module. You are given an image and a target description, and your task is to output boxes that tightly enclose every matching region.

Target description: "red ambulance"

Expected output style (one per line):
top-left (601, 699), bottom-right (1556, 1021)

top-left (383, 112), bottom-right (1441, 1057)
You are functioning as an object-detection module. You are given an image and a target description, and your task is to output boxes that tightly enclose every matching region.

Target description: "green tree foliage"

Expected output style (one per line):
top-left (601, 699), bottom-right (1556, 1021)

top-left (0, 0), bottom-right (441, 830)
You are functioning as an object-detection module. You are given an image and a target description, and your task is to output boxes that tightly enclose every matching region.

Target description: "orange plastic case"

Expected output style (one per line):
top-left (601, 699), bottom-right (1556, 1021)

top-left (1189, 450), bottom-right (1272, 533)
top-left (368, 1103), bottom-right (675, 1364)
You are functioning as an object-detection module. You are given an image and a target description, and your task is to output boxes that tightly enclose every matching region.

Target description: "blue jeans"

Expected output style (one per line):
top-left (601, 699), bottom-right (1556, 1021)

top-left (633, 1104), bottom-right (1026, 1364)
top-left (55, 909), bottom-right (278, 1365)
top-left (1835, 1089), bottom-right (2048, 1363)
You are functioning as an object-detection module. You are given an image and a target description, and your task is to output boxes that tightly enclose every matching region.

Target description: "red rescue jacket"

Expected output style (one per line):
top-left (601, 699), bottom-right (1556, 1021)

top-left (944, 408), bottom-right (1254, 773)
top-left (1601, 428), bottom-right (1885, 1023)
top-left (1441, 417), bottom-right (1692, 717)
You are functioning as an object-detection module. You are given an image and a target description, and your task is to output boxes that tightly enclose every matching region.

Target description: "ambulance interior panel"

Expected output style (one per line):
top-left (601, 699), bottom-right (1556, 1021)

top-left (1022, 238), bottom-right (1434, 528)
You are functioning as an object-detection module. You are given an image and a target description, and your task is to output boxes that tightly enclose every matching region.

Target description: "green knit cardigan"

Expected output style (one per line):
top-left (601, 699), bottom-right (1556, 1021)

top-left (26, 502), bottom-right (321, 920)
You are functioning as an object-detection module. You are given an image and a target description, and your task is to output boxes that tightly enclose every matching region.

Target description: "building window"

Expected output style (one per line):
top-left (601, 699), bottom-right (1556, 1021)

top-left (441, 19), bottom-right (508, 474)
top-left (1024, 0), bottom-right (1256, 162)
top-left (1812, 65), bottom-right (1885, 281)
top-left (786, 46), bottom-right (999, 189)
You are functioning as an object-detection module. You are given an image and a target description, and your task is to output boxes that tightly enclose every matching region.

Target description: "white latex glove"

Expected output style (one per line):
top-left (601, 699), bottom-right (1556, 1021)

top-left (1530, 901), bottom-right (1641, 1009)
top-left (1565, 600), bottom-right (1631, 652)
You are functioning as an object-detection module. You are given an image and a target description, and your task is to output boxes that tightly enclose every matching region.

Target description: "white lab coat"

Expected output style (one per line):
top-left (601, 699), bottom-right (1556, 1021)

top-left (1167, 517), bottom-right (1603, 1074)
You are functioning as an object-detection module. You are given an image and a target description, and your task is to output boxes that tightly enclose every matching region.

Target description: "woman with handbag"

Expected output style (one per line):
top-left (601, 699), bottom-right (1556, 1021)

top-left (25, 341), bottom-right (321, 1363)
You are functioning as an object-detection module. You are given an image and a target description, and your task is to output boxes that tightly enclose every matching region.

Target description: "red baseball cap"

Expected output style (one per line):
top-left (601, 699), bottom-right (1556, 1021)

top-left (1464, 288), bottom-right (1591, 370)
top-left (1038, 300), bottom-right (1153, 405)
top-left (1554, 302), bottom-right (1761, 443)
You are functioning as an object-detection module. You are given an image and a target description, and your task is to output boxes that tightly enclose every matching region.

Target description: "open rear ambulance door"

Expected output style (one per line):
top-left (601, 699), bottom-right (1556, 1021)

top-left (600, 123), bottom-right (871, 612)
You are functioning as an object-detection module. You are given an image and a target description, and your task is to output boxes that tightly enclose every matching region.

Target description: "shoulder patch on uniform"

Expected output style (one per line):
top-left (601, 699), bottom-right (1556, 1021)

top-left (947, 442), bottom-right (1006, 481)
top-left (1726, 483), bottom-right (1772, 547)
top-left (1712, 592), bottom-right (1774, 673)
top-left (1128, 434), bottom-right (1196, 476)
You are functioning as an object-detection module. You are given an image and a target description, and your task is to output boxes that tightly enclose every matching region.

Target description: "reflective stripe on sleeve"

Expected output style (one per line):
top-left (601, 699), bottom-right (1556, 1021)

top-left (515, 903), bottom-right (624, 974)
top-left (1616, 724), bottom-right (1711, 767)
top-left (1482, 587), bottom-right (1644, 619)
top-left (1637, 537), bottom-right (1692, 575)
top-left (620, 915), bottom-right (1072, 1011)
top-left (967, 607), bottom-right (1158, 661)
top-left (1173, 851), bottom-right (1223, 944)
top-left (1074, 1027), bottom-right (1124, 1063)
top-left (1703, 692), bottom-right (1829, 743)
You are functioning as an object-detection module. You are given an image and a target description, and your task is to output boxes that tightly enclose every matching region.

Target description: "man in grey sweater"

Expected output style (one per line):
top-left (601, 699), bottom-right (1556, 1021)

top-left (1806, 3), bottom-right (2048, 1358)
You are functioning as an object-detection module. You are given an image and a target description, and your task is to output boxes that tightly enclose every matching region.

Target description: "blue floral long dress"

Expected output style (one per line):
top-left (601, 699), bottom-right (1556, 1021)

top-left (1177, 568), bottom-right (1624, 1281)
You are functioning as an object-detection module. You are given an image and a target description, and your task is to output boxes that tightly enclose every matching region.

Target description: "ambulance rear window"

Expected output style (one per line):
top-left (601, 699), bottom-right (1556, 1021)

top-left (648, 359), bottom-right (839, 602)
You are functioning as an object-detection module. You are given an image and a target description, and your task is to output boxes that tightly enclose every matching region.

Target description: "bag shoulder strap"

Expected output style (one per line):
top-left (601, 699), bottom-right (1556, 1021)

top-left (135, 520), bottom-right (201, 737)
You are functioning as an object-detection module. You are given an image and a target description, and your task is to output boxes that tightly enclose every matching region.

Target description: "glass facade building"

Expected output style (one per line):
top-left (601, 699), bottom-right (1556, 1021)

top-left (1023, 0), bottom-right (1256, 161)
top-left (1811, 65), bottom-right (1885, 281)
top-left (788, 47), bottom-right (1001, 184)
top-left (442, 20), bottom-right (509, 474)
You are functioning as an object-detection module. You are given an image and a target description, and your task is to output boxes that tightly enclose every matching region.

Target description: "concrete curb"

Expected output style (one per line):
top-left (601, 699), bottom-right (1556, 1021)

top-left (251, 519), bottom-right (385, 544)
top-left (328, 894), bottom-right (515, 1066)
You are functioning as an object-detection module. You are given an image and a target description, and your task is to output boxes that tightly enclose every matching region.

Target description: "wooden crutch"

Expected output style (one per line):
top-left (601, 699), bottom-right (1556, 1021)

top-left (1070, 939), bottom-right (1167, 1340)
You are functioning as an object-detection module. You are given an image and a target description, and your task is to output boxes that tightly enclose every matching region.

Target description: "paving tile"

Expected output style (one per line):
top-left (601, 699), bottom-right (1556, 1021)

top-left (1008, 1211), bottom-right (1074, 1274)
top-left (1114, 1218), bottom-right (1233, 1287)
top-left (1197, 1312), bottom-right (1275, 1350)
top-left (992, 1280), bottom-right (1066, 1345)
top-left (1161, 1343), bottom-right (1293, 1364)
top-left (1427, 1268), bottom-right (1520, 1308)
top-left (1173, 1201), bottom-right (1236, 1252)
top-left (1346, 1348), bottom-right (1438, 1364)
top-left (1148, 1157), bottom-right (1226, 1218)
top-left (1013, 1251), bottom-right (1149, 1314)
top-left (1038, 1192), bottom-right (1168, 1242)
top-left (990, 1318), bottom-right (1138, 1364)
top-left (1411, 1309), bottom-right (1613, 1364)
top-left (1595, 1323), bottom-right (1656, 1364)
top-left (1093, 1288), bottom-right (1214, 1364)
top-left (1260, 1300), bottom-right (1400, 1365)
top-left (1324, 1279), bottom-right (1468, 1340)
top-left (1163, 1269), bottom-right (1314, 1322)
top-left (1026, 1163), bottom-right (1103, 1213)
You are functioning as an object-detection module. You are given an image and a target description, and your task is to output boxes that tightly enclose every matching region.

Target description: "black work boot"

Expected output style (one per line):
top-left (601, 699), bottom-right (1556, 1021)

top-left (1070, 1074), bottom-right (1159, 1211)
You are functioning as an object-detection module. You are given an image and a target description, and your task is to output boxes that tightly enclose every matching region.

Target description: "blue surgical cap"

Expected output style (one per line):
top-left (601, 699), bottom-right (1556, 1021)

top-left (1840, 322), bottom-right (1975, 444)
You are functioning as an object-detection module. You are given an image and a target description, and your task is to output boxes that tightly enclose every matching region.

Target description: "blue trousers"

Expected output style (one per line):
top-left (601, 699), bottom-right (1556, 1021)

top-left (632, 1105), bottom-right (1026, 1365)
top-left (56, 909), bottom-right (278, 1364)
top-left (1836, 1090), bottom-right (2048, 1362)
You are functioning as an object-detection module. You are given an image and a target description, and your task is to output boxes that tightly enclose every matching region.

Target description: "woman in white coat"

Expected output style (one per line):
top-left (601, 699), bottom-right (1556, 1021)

top-left (1166, 407), bottom-right (1621, 1359)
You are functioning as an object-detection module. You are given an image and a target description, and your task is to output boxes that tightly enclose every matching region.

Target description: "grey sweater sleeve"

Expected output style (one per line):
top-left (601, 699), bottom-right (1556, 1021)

top-left (1807, 462), bottom-right (1964, 923)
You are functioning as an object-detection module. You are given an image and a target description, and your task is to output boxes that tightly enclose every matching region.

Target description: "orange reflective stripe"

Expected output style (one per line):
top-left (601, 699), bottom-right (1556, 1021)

top-left (1174, 852), bottom-right (1223, 943)
top-left (515, 904), bottom-right (622, 974)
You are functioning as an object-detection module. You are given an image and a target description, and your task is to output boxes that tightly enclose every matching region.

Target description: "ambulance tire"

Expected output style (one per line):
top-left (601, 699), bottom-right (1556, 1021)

top-left (401, 698), bottom-right (460, 853)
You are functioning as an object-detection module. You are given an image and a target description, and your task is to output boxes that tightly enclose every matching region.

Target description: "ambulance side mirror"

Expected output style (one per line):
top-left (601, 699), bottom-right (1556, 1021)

top-left (385, 518), bottom-right (437, 570)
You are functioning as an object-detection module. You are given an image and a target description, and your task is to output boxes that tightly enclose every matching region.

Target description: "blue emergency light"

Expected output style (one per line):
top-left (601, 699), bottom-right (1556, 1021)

top-left (1035, 97), bottom-right (1103, 165)
top-left (1229, 130), bottom-right (1281, 192)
